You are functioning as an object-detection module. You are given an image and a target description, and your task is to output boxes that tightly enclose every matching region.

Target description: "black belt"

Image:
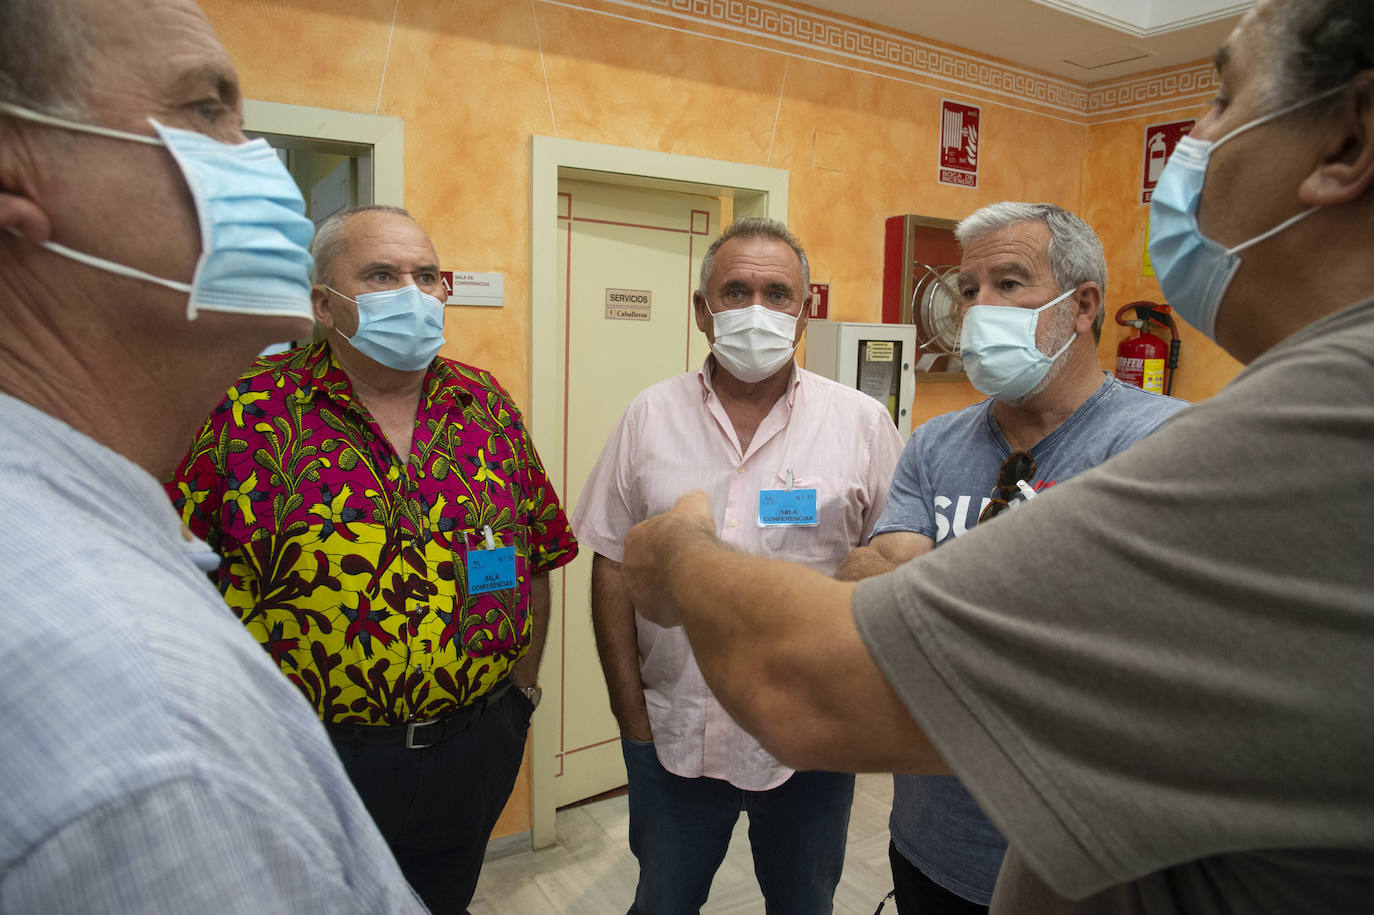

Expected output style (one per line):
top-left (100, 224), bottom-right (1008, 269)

top-left (326, 680), bottom-right (512, 750)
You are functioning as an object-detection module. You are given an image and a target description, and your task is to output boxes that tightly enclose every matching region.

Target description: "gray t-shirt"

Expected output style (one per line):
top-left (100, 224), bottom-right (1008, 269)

top-left (875, 376), bottom-right (1189, 904)
top-left (0, 394), bottom-right (425, 914)
top-left (854, 299), bottom-right (1374, 914)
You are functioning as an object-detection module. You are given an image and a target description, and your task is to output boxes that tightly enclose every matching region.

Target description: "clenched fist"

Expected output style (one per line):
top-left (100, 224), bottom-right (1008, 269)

top-left (622, 490), bottom-right (720, 627)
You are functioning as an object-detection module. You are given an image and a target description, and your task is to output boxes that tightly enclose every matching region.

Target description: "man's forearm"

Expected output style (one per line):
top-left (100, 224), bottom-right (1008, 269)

top-left (836, 532), bottom-right (934, 581)
top-left (591, 554), bottom-right (652, 740)
top-left (510, 573), bottom-right (550, 688)
top-left (833, 545), bottom-right (900, 581)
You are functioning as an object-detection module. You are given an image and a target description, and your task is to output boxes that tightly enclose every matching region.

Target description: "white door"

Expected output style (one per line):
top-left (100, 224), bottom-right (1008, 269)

top-left (551, 178), bottom-right (721, 806)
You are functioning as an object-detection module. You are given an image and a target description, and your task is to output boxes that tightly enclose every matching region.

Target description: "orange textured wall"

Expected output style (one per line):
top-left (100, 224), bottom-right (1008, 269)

top-left (198, 0), bottom-right (1240, 839)
top-left (202, 0), bottom-right (1093, 409)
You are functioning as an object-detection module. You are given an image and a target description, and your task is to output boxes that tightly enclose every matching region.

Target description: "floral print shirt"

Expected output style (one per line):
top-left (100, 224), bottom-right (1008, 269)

top-left (168, 342), bottom-right (577, 724)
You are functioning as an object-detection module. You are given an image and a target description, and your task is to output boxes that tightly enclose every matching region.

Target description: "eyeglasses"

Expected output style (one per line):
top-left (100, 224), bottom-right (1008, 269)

top-left (978, 450), bottom-right (1035, 523)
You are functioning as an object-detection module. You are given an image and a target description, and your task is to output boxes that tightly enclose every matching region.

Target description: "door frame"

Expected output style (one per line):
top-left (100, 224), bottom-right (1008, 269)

top-left (244, 100), bottom-right (405, 206)
top-left (528, 136), bottom-right (788, 847)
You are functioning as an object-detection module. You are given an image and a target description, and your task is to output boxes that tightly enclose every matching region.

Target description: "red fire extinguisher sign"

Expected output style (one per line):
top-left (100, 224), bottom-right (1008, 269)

top-left (1141, 119), bottom-right (1194, 204)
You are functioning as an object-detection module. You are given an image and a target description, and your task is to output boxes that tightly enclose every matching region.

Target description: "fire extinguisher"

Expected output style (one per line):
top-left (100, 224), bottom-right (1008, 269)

top-left (1114, 301), bottom-right (1180, 395)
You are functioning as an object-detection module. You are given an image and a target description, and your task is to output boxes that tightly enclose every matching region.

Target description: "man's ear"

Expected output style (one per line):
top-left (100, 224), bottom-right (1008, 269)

top-left (1299, 73), bottom-right (1374, 207)
top-left (795, 294), bottom-right (812, 344)
top-left (0, 158), bottom-right (52, 243)
top-left (693, 290), bottom-right (711, 335)
top-left (311, 285), bottom-right (335, 329)
top-left (1072, 282), bottom-right (1102, 335)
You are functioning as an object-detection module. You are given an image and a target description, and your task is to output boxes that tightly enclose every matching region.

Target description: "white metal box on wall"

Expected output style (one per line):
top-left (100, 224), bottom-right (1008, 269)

top-left (805, 321), bottom-right (917, 441)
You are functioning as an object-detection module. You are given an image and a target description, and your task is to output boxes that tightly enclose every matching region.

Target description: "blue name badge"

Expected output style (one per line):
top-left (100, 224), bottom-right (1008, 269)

top-left (758, 488), bottom-right (819, 527)
top-left (467, 546), bottom-right (516, 594)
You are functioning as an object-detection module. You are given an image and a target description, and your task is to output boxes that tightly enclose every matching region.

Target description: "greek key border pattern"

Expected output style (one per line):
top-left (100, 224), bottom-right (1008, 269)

top-left (1088, 64), bottom-right (1218, 113)
top-left (640, 0), bottom-right (1085, 111)
top-left (597, 0), bottom-right (1213, 118)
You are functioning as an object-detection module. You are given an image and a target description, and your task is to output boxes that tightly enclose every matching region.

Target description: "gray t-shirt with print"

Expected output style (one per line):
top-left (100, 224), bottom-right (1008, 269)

top-left (874, 375), bottom-right (1189, 904)
top-left (854, 299), bottom-right (1374, 914)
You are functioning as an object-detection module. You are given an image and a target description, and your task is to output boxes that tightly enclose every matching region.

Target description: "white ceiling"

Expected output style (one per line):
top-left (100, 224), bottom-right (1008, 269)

top-left (801, 0), bottom-right (1252, 84)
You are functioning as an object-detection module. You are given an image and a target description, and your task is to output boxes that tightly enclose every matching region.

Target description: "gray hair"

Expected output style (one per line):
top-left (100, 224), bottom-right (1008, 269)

top-left (698, 217), bottom-right (810, 294)
top-left (1260, 0), bottom-right (1374, 113)
top-left (0, 0), bottom-right (93, 121)
top-left (310, 205), bottom-right (415, 285)
top-left (956, 202), bottom-right (1108, 341)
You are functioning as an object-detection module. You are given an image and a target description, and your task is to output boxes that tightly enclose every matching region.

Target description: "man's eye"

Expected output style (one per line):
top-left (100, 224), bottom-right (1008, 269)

top-left (371, 272), bottom-right (391, 282)
top-left (190, 99), bottom-right (227, 123)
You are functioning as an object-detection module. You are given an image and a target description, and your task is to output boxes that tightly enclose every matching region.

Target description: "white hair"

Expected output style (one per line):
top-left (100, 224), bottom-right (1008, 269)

top-left (956, 202), bottom-right (1107, 340)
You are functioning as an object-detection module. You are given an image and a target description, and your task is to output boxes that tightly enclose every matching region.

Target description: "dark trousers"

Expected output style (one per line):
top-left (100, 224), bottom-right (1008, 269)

top-left (330, 688), bottom-right (534, 914)
top-left (889, 841), bottom-right (989, 915)
top-left (622, 737), bottom-right (854, 915)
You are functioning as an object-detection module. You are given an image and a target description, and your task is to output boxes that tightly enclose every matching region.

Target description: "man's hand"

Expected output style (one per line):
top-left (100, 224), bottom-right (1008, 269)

top-left (622, 490), bottom-right (720, 627)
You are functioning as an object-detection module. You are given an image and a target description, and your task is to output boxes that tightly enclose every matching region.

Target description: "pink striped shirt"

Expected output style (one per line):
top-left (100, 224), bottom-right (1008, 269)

top-left (571, 359), bottom-right (904, 790)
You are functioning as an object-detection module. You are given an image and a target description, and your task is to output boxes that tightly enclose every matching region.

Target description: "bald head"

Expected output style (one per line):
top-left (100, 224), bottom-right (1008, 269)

top-left (310, 205), bottom-right (421, 287)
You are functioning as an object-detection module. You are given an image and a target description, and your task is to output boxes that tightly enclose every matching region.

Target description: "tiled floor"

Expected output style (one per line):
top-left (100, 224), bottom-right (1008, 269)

top-left (470, 773), bottom-right (896, 914)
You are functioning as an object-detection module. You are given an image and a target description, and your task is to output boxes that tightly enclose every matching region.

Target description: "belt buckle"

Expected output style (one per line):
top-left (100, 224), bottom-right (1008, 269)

top-left (405, 716), bottom-right (442, 749)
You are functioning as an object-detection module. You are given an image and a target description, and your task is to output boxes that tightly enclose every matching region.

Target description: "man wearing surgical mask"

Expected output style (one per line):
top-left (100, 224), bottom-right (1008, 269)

top-left (571, 218), bottom-right (904, 914)
top-left (169, 205), bottom-right (578, 913)
top-left (0, 1), bottom-right (425, 912)
top-left (836, 202), bottom-right (1188, 914)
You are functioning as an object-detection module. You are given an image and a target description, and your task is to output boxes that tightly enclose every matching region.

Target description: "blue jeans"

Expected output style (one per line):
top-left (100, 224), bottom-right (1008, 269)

top-left (622, 738), bottom-right (854, 915)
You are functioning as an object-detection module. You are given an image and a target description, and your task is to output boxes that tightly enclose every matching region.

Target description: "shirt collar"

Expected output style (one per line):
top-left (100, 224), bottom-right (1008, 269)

top-left (695, 354), bottom-right (802, 405)
top-left (295, 341), bottom-right (471, 411)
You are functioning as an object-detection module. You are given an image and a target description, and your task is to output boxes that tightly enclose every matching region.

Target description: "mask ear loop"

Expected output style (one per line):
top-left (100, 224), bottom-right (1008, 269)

top-left (0, 101), bottom-right (163, 145)
top-left (6, 226), bottom-right (193, 293)
top-left (1207, 84), bottom-right (1353, 258)
top-left (1211, 82), bottom-right (1352, 151)
top-left (322, 284), bottom-right (359, 305)
top-left (1226, 207), bottom-right (1321, 257)
top-left (0, 105), bottom-right (207, 304)
top-left (1037, 286), bottom-right (1080, 362)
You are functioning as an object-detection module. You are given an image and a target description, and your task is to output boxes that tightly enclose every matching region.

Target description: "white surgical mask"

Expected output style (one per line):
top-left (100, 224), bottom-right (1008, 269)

top-left (326, 283), bottom-right (445, 371)
top-left (959, 287), bottom-right (1077, 401)
top-left (709, 304), bottom-right (799, 383)
top-left (1147, 83), bottom-right (1347, 341)
top-left (0, 102), bottom-right (315, 324)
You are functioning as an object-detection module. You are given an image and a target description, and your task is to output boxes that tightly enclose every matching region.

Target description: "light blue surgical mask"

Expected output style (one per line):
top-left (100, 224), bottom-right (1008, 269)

top-left (959, 287), bottom-right (1077, 401)
top-left (326, 283), bottom-right (446, 372)
top-left (1147, 84), bottom-right (1347, 341)
top-left (0, 102), bottom-right (314, 323)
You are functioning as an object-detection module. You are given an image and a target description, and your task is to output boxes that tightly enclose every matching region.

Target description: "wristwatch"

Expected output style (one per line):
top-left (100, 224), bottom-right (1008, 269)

top-left (519, 685), bottom-right (543, 710)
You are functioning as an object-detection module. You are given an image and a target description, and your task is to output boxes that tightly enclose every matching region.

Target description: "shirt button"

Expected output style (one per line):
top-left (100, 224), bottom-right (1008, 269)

top-left (728, 519), bottom-right (739, 527)
top-left (737, 467), bottom-right (745, 473)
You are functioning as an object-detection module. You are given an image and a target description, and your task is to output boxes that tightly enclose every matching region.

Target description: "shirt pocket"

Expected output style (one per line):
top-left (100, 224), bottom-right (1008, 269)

top-left (756, 471), bottom-right (865, 568)
top-left (449, 526), bottom-right (531, 658)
